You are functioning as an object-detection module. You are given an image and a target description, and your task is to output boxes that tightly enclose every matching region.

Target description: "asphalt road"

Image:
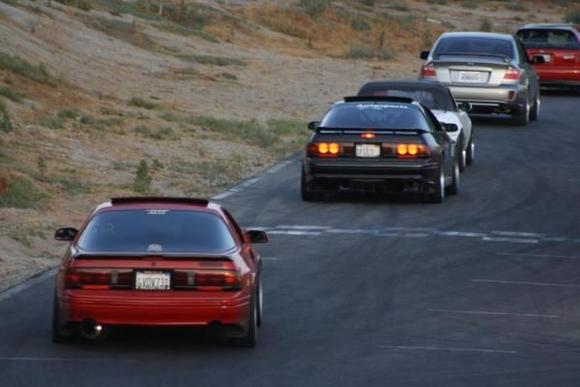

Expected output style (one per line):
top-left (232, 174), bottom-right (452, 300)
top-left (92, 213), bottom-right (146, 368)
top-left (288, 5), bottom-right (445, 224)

top-left (2, 92), bottom-right (580, 387)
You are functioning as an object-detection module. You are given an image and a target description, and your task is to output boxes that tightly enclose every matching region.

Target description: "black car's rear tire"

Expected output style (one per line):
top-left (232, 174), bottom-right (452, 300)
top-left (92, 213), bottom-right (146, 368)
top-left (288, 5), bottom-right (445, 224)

top-left (466, 138), bottom-right (474, 166)
top-left (426, 163), bottom-right (445, 204)
top-left (301, 168), bottom-right (321, 202)
top-left (52, 294), bottom-right (74, 344)
top-left (512, 102), bottom-right (530, 126)
top-left (530, 92), bottom-right (540, 121)
top-left (446, 156), bottom-right (460, 196)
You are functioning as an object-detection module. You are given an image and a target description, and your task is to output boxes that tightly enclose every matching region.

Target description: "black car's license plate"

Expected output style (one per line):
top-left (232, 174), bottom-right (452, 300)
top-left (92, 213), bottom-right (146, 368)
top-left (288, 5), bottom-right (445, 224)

top-left (356, 144), bottom-right (380, 158)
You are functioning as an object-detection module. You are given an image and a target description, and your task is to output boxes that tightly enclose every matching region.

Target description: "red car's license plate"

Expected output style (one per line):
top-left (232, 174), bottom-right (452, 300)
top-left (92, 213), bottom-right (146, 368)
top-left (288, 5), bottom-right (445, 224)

top-left (135, 271), bottom-right (171, 290)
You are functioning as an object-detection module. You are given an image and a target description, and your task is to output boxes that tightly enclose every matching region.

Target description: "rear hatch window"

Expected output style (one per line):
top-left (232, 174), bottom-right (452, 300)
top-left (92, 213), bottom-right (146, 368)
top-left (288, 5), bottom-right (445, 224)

top-left (77, 210), bottom-right (236, 253)
top-left (321, 103), bottom-right (430, 131)
top-left (517, 29), bottom-right (580, 49)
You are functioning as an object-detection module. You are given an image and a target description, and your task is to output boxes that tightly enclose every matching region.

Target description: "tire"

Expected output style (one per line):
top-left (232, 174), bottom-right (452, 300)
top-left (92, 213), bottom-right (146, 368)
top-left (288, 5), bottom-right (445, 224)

top-left (231, 292), bottom-right (258, 348)
top-left (52, 294), bottom-right (73, 344)
top-left (426, 163), bottom-right (445, 204)
top-left (458, 135), bottom-right (466, 173)
top-left (511, 101), bottom-right (530, 126)
top-left (466, 138), bottom-right (474, 166)
top-left (301, 167), bottom-right (321, 202)
top-left (446, 156), bottom-right (460, 196)
top-left (256, 276), bottom-right (263, 328)
top-left (530, 92), bottom-right (540, 121)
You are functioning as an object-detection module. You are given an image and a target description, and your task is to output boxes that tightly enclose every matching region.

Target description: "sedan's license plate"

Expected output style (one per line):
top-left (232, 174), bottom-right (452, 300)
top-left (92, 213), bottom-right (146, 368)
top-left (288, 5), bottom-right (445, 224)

top-left (356, 144), bottom-right (380, 158)
top-left (458, 71), bottom-right (482, 83)
top-left (135, 271), bottom-right (171, 290)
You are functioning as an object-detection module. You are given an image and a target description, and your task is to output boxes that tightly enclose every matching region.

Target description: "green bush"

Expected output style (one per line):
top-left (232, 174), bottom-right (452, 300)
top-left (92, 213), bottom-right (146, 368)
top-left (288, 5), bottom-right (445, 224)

top-left (133, 160), bottom-right (152, 194)
top-left (128, 97), bottom-right (159, 110)
top-left (179, 54), bottom-right (246, 66)
top-left (0, 52), bottom-right (53, 84)
top-left (0, 176), bottom-right (48, 209)
top-left (565, 9), bottom-right (580, 24)
top-left (297, 0), bottom-right (333, 15)
top-left (0, 100), bottom-right (12, 133)
top-left (0, 86), bottom-right (24, 103)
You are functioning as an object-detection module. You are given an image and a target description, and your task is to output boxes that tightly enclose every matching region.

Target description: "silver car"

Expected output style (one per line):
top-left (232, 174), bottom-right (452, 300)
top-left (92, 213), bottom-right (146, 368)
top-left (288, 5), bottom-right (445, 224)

top-left (419, 32), bottom-right (544, 126)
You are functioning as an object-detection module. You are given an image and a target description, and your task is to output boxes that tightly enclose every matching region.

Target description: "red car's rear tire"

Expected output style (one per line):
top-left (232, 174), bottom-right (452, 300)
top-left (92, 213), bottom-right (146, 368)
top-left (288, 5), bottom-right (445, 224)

top-left (52, 294), bottom-right (74, 344)
top-left (231, 293), bottom-right (258, 348)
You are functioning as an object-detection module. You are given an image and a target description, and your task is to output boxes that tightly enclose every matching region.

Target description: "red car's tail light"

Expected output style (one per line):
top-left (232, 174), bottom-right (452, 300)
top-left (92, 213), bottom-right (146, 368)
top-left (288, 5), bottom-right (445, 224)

top-left (307, 142), bottom-right (341, 157)
top-left (395, 143), bottom-right (429, 158)
top-left (174, 270), bottom-right (242, 291)
top-left (503, 66), bottom-right (521, 81)
top-left (421, 63), bottom-right (437, 79)
top-left (65, 268), bottom-right (132, 290)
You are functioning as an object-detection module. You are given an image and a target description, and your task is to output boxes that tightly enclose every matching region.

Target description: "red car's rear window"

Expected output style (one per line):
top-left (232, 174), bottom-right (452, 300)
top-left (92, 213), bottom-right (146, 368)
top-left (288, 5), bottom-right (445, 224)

top-left (77, 210), bottom-right (236, 253)
top-left (517, 29), bottom-right (580, 49)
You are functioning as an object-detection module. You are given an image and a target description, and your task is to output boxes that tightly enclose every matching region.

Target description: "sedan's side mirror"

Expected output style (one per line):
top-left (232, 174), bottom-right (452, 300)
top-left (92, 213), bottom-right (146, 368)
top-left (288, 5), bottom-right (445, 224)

top-left (420, 50), bottom-right (430, 60)
top-left (443, 123), bottom-right (459, 133)
top-left (307, 121), bottom-right (320, 131)
top-left (531, 55), bottom-right (546, 65)
top-left (458, 101), bottom-right (472, 112)
top-left (244, 230), bottom-right (269, 244)
top-left (55, 227), bottom-right (78, 241)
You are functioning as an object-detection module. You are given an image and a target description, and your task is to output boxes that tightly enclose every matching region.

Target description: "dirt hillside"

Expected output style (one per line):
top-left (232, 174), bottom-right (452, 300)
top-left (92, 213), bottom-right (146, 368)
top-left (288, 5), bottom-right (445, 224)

top-left (0, 0), bottom-right (570, 290)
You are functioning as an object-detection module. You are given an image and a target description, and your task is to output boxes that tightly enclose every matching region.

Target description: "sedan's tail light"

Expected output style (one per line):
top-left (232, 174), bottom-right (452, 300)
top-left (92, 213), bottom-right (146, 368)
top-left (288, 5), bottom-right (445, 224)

top-left (421, 63), bottom-right (437, 79)
top-left (65, 268), bottom-right (132, 290)
top-left (174, 270), bottom-right (242, 291)
top-left (503, 66), bottom-right (521, 81)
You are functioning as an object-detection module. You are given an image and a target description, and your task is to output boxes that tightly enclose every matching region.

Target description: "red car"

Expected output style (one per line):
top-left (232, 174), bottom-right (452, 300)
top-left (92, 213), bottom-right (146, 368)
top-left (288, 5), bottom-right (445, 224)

top-left (517, 23), bottom-right (580, 88)
top-left (52, 197), bottom-right (268, 347)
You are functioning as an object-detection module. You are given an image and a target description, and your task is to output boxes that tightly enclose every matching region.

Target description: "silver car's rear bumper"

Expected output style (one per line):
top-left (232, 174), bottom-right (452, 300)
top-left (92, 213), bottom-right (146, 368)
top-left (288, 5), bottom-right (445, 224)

top-left (448, 84), bottom-right (527, 111)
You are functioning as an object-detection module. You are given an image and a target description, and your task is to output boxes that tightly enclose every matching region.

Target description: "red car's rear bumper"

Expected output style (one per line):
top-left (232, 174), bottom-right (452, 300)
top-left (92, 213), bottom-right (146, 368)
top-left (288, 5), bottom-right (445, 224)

top-left (536, 67), bottom-right (580, 84)
top-left (61, 290), bottom-right (250, 326)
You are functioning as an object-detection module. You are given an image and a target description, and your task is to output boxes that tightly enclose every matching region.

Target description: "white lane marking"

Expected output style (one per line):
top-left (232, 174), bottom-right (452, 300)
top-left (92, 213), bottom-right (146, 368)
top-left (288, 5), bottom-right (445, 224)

top-left (275, 225), bottom-right (331, 230)
top-left (436, 231), bottom-right (487, 237)
top-left (0, 268), bottom-right (57, 303)
top-left (492, 231), bottom-right (545, 238)
top-left (403, 233), bottom-right (429, 238)
top-left (267, 230), bottom-right (321, 236)
top-left (380, 345), bottom-right (517, 355)
top-left (496, 252), bottom-right (579, 259)
top-left (482, 236), bottom-right (539, 244)
top-left (471, 279), bottom-right (580, 289)
top-left (239, 177), bottom-right (261, 188)
top-left (266, 160), bottom-right (292, 174)
top-left (0, 357), bottom-right (137, 363)
top-left (326, 228), bottom-right (376, 235)
top-left (429, 308), bottom-right (559, 319)
top-left (384, 227), bottom-right (436, 232)
top-left (211, 191), bottom-right (235, 200)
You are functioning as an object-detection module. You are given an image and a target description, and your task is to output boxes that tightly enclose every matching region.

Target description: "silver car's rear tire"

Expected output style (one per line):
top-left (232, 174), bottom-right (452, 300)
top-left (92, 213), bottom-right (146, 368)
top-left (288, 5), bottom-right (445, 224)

top-left (530, 93), bottom-right (540, 121)
top-left (466, 138), bottom-right (474, 166)
top-left (512, 101), bottom-right (530, 126)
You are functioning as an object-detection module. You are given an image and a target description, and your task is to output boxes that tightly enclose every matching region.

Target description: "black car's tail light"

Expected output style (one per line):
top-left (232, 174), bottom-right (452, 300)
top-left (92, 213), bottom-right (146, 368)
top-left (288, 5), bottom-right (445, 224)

top-left (65, 268), bottom-right (132, 290)
top-left (395, 143), bottom-right (430, 158)
top-left (307, 142), bottom-right (342, 157)
top-left (173, 270), bottom-right (242, 291)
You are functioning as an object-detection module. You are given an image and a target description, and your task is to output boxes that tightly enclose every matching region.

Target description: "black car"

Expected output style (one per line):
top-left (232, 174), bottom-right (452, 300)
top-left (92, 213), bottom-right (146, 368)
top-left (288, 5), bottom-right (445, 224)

top-left (301, 96), bottom-right (460, 203)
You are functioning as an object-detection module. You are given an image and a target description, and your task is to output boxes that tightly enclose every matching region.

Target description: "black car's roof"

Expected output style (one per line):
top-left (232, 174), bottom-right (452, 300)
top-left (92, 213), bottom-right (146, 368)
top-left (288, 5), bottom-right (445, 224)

top-left (357, 81), bottom-right (456, 111)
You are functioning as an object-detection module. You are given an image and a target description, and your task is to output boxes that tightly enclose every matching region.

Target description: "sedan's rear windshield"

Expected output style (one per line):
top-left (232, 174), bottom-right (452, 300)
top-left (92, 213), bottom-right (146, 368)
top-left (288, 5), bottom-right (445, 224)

top-left (517, 29), bottom-right (580, 49)
top-left (321, 103), bottom-right (430, 131)
top-left (77, 210), bottom-right (236, 253)
top-left (434, 37), bottom-right (515, 59)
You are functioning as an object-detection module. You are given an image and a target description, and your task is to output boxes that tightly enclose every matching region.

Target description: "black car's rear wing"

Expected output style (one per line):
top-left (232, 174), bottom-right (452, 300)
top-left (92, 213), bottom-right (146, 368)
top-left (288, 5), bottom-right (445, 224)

top-left (343, 96), bottom-right (415, 104)
top-left (317, 128), bottom-right (428, 136)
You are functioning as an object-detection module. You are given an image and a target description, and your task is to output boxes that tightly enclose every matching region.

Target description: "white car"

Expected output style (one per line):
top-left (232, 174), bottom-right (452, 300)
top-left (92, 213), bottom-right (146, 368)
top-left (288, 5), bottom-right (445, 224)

top-left (357, 81), bottom-right (474, 171)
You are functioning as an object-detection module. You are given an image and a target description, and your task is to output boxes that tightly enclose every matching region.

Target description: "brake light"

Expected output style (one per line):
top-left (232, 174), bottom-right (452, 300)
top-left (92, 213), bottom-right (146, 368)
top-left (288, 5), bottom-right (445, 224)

top-left (308, 142), bottom-right (341, 157)
top-left (503, 67), bottom-right (521, 81)
top-left (421, 63), bottom-right (436, 78)
top-left (65, 268), bottom-right (132, 289)
top-left (395, 143), bottom-right (429, 158)
top-left (361, 132), bottom-right (376, 139)
top-left (174, 270), bottom-right (242, 290)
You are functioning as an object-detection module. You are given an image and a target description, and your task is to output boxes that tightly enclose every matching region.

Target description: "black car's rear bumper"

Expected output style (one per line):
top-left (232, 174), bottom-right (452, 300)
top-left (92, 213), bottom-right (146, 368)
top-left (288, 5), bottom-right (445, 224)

top-left (303, 157), bottom-right (440, 191)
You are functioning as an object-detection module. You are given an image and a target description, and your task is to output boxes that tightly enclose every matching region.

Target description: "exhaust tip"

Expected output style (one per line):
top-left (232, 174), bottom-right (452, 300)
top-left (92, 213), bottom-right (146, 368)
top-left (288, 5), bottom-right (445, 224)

top-left (80, 319), bottom-right (108, 340)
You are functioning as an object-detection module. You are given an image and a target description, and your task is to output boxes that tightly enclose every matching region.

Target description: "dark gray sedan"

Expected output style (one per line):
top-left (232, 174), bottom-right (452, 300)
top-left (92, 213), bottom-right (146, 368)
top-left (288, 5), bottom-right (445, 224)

top-left (419, 32), bottom-right (544, 126)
